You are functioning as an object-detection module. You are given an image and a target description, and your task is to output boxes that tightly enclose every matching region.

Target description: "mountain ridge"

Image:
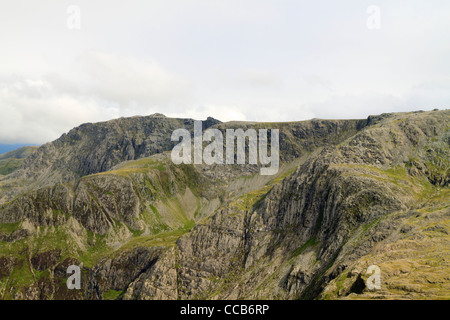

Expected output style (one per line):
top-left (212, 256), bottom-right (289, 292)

top-left (0, 109), bottom-right (448, 300)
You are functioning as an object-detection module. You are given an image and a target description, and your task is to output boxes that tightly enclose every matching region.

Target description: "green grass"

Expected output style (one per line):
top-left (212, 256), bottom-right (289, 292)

top-left (291, 237), bottom-right (319, 259)
top-left (0, 219), bottom-right (192, 296)
top-left (114, 229), bottom-right (189, 254)
top-left (333, 272), bottom-right (350, 296)
top-left (338, 164), bottom-right (437, 201)
top-left (7, 260), bottom-right (35, 287)
top-left (103, 289), bottom-right (125, 300)
top-left (0, 158), bottom-right (23, 175)
top-left (182, 219), bottom-right (195, 231)
top-left (0, 222), bottom-right (21, 233)
top-left (91, 158), bottom-right (168, 178)
top-left (230, 166), bottom-right (297, 213)
top-left (78, 231), bottom-right (110, 268)
top-left (362, 218), bottom-right (380, 234)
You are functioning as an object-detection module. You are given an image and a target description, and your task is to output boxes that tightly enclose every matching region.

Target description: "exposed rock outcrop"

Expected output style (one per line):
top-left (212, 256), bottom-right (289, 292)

top-left (0, 110), bottom-right (448, 300)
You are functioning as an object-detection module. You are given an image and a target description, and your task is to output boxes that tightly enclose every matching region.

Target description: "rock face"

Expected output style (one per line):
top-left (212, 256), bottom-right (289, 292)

top-left (0, 110), bottom-right (449, 300)
top-left (1, 117), bottom-right (201, 198)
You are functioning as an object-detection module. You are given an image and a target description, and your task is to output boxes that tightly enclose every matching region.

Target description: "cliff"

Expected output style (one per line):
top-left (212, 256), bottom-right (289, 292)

top-left (0, 109), bottom-right (448, 300)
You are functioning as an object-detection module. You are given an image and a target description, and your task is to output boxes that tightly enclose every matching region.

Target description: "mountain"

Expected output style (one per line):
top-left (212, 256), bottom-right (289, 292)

top-left (0, 144), bottom-right (38, 155)
top-left (0, 146), bottom-right (38, 176)
top-left (0, 146), bottom-right (39, 161)
top-left (0, 109), bottom-right (448, 300)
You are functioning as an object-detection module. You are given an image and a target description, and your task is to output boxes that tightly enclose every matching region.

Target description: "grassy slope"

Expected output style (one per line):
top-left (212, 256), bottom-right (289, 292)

top-left (320, 167), bottom-right (450, 300)
top-left (0, 159), bottom-right (23, 175)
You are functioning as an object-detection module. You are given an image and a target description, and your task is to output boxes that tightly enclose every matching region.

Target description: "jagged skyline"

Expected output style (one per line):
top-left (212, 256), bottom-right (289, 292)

top-left (0, 109), bottom-right (448, 299)
top-left (1, 1), bottom-right (450, 145)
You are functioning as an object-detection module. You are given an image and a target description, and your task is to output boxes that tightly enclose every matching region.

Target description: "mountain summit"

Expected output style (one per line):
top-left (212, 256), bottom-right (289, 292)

top-left (0, 109), bottom-right (448, 300)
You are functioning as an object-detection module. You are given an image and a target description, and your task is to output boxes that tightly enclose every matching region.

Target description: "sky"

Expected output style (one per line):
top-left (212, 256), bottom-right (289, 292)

top-left (0, 0), bottom-right (449, 145)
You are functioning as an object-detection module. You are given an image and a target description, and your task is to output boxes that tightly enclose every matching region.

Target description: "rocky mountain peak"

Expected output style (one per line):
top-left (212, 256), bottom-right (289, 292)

top-left (0, 109), bottom-right (448, 300)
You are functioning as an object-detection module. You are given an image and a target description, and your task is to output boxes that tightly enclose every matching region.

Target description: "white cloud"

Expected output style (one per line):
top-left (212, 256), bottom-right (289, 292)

top-left (75, 52), bottom-right (191, 110)
top-left (0, 76), bottom-right (111, 144)
top-left (0, 1), bottom-right (450, 144)
top-left (0, 52), bottom-right (196, 144)
top-left (301, 80), bottom-right (450, 120)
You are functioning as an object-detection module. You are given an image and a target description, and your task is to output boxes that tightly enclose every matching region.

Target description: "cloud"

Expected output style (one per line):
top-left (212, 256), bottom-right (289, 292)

top-left (1, 1), bottom-right (450, 144)
top-left (224, 69), bottom-right (281, 89)
top-left (75, 52), bottom-right (192, 111)
top-left (0, 52), bottom-right (195, 144)
top-left (0, 76), bottom-right (111, 144)
top-left (301, 79), bottom-right (450, 120)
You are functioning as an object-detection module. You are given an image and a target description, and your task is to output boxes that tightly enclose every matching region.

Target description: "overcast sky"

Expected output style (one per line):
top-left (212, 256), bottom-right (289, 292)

top-left (0, 0), bottom-right (449, 144)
